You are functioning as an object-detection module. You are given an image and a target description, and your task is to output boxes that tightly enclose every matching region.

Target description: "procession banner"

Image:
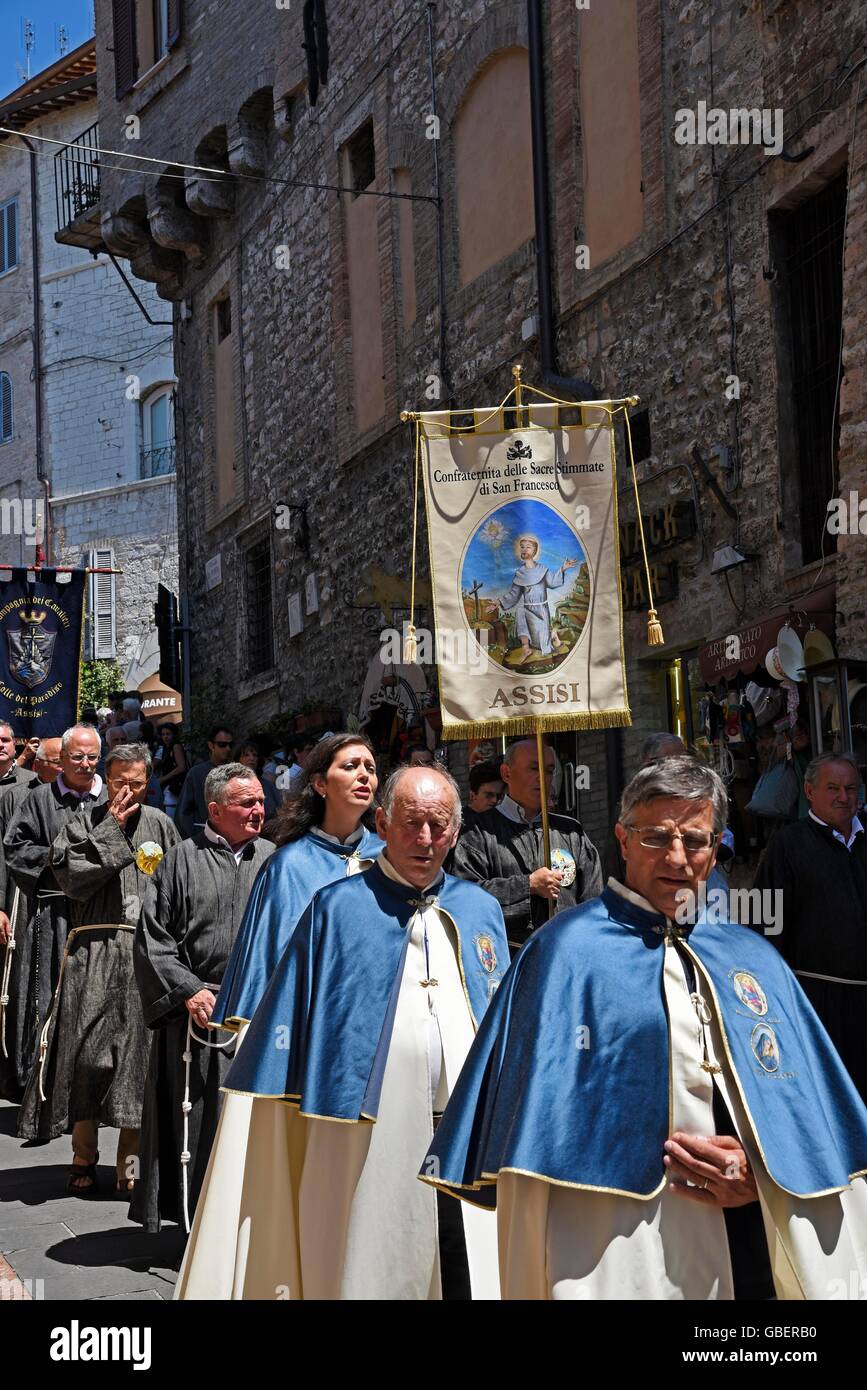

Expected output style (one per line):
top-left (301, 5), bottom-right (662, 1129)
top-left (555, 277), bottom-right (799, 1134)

top-left (419, 414), bottom-right (630, 739)
top-left (0, 569), bottom-right (86, 736)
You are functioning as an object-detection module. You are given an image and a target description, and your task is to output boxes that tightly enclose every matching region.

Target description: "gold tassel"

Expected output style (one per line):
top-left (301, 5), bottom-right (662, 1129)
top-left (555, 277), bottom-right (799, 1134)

top-left (403, 623), bottom-right (418, 665)
top-left (647, 608), bottom-right (664, 646)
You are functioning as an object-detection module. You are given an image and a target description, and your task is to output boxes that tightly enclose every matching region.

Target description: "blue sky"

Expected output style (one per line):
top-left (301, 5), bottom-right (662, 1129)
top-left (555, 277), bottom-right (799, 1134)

top-left (0, 1), bottom-right (94, 103)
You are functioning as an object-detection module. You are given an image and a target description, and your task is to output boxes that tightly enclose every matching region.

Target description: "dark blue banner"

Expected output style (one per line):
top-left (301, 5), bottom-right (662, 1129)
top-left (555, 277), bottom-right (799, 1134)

top-left (0, 568), bottom-right (86, 737)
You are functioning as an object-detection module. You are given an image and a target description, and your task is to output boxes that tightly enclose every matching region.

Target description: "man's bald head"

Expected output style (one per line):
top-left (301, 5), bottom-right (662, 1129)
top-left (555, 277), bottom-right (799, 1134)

top-left (376, 764), bottom-right (462, 889)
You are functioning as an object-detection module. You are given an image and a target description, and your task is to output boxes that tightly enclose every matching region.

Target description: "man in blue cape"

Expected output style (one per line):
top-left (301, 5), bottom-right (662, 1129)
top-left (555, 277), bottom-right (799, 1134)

top-left (421, 757), bottom-right (867, 1300)
top-left (175, 765), bottom-right (509, 1300)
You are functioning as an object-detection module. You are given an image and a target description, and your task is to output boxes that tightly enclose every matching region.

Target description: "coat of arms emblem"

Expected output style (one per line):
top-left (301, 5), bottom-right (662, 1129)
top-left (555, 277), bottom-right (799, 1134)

top-left (7, 609), bottom-right (56, 689)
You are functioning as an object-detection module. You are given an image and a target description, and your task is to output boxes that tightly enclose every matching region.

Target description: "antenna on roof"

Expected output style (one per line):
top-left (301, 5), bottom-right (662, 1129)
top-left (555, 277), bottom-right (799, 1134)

top-left (20, 17), bottom-right (35, 79)
top-left (56, 24), bottom-right (69, 57)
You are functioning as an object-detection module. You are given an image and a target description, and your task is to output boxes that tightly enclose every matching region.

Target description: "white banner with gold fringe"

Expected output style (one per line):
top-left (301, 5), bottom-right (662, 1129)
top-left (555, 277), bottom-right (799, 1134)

top-left (417, 407), bottom-right (631, 739)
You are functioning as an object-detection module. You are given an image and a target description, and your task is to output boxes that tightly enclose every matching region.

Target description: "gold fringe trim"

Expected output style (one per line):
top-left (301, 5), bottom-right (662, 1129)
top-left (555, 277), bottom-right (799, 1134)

top-left (440, 707), bottom-right (632, 741)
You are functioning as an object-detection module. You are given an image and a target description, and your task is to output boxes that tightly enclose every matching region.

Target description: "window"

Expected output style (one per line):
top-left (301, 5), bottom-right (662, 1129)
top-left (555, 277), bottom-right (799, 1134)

top-left (112, 0), bottom-right (182, 96)
top-left (773, 172), bottom-right (847, 565)
top-left (212, 292), bottom-right (237, 510)
top-left (454, 49), bottom-right (534, 285)
top-left (0, 200), bottom-right (18, 275)
top-left (86, 547), bottom-right (117, 659)
top-left (141, 385), bottom-right (175, 477)
top-left (245, 537), bottom-right (274, 676)
top-left (0, 373), bottom-right (11, 443)
top-left (347, 120), bottom-right (375, 196)
top-left (622, 408), bottom-right (651, 463)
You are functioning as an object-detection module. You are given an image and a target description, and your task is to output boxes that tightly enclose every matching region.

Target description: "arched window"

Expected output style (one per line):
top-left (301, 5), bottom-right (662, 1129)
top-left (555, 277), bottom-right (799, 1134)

top-left (141, 383), bottom-right (175, 476)
top-left (0, 372), bottom-right (12, 444)
top-left (453, 48), bottom-right (534, 286)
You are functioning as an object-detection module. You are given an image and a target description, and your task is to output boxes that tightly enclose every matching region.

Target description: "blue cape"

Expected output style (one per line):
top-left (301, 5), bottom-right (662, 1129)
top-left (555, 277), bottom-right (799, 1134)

top-left (212, 827), bottom-right (384, 1028)
top-left (422, 887), bottom-right (867, 1204)
top-left (221, 860), bottom-right (510, 1121)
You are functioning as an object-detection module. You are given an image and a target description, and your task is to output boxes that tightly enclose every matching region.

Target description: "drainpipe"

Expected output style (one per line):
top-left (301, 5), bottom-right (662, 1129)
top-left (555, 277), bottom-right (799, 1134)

top-left (14, 132), bottom-right (49, 564)
top-left (526, 0), bottom-right (595, 401)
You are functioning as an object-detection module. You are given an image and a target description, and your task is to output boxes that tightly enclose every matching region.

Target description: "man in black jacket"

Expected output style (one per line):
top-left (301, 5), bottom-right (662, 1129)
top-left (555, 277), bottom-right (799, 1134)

top-left (452, 738), bottom-right (602, 956)
top-left (755, 752), bottom-right (867, 1101)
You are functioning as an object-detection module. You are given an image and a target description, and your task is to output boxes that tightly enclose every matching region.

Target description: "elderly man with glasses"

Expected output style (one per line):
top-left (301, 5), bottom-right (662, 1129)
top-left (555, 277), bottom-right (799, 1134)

top-left (423, 756), bottom-right (867, 1301)
top-left (4, 726), bottom-right (108, 1119)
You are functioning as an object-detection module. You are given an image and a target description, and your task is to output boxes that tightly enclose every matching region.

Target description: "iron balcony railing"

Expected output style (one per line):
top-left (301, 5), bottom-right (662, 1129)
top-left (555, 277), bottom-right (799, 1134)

top-left (141, 443), bottom-right (176, 479)
top-left (55, 121), bottom-right (100, 230)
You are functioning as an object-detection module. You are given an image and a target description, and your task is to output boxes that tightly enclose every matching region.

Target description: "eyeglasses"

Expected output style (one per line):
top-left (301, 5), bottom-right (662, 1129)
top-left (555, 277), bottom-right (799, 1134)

top-left (67, 753), bottom-right (100, 765)
top-left (623, 825), bottom-right (717, 854)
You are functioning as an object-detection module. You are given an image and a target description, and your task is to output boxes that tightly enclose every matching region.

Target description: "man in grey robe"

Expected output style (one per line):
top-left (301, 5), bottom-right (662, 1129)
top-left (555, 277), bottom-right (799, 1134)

top-left (452, 738), bottom-right (602, 956)
top-left (17, 744), bottom-right (180, 1191)
top-left (0, 737), bottom-right (62, 1100)
top-left (0, 721), bottom-right (34, 790)
top-left (4, 726), bottom-right (107, 1110)
top-left (132, 763), bottom-right (273, 1233)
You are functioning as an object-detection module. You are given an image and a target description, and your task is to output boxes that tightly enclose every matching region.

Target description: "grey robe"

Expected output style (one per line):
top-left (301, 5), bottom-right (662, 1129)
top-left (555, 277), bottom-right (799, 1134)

top-left (4, 779), bottom-right (107, 1105)
top-left (452, 807), bottom-right (603, 954)
top-left (0, 776), bottom-right (41, 1099)
top-left (131, 832), bottom-right (275, 1232)
top-left (17, 804), bottom-right (181, 1142)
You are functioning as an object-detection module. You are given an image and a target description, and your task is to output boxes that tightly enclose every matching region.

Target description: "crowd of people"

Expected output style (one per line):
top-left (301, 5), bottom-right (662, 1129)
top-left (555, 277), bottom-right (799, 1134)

top-left (0, 713), bottom-right (866, 1301)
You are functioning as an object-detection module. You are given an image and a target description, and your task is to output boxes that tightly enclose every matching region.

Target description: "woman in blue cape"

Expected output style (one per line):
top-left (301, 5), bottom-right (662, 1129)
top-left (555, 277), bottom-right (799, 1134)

top-left (212, 733), bottom-right (383, 1033)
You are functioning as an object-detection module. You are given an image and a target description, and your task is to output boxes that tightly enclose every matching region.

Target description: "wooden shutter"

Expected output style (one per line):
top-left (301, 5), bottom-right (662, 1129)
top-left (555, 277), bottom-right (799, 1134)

top-left (0, 374), bottom-right (11, 443)
top-left (167, 0), bottom-right (183, 49)
top-left (1, 201), bottom-right (17, 274)
top-left (87, 548), bottom-right (117, 659)
top-left (112, 0), bottom-right (138, 98)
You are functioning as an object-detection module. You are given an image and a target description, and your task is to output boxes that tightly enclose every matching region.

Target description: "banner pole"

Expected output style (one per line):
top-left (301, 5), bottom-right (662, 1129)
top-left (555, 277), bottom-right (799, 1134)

top-left (535, 722), bottom-right (554, 920)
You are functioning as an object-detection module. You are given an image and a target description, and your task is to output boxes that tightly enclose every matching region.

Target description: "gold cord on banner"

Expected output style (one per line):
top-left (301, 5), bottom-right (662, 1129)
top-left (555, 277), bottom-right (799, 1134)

top-left (403, 420), bottom-right (422, 664)
top-left (623, 408), bottom-right (665, 646)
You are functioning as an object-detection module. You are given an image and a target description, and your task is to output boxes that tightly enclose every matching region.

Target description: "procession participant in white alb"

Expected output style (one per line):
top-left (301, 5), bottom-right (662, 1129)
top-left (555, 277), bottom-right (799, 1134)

top-left (131, 764), bottom-right (273, 1232)
top-left (175, 765), bottom-right (508, 1301)
top-left (424, 758), bottom-right (867, 1301)
top-left (17, 744), bottom-right (179, 1193)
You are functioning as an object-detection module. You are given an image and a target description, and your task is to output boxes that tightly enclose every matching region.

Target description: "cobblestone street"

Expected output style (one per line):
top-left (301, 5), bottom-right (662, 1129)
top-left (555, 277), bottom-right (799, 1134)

top-left (0, 1101), bottom-right (183, 1302)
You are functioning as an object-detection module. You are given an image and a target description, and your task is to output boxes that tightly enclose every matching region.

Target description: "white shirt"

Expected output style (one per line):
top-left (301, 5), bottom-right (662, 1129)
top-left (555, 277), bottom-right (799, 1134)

top-left (809, 810), bottom-right (864, 851)
top-left (56, 772), bottom-right (103, 801)
top-left (203, 821), bottom-right (252, 863)
top-left (497, 793), bottom-right (541, 826)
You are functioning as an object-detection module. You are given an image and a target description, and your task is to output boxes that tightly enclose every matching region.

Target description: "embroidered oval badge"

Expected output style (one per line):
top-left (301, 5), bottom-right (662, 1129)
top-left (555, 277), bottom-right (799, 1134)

top-left (751, 1022), bottom-right (780, 1073)
top-left (475, 934), bottom-right (497, 974)
top-left (733, 971), bottom-right (768, 1016)
top-left (550, 848), bottom-right (576, 887)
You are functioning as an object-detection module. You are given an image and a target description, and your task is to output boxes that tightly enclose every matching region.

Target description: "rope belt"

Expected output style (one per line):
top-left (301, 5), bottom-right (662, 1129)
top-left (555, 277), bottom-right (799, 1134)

top-left (795, 969), bottom-right (867, 987)
top-left (0, 886), bottom-right (20, 1059)
top-left (180, 984), bottom-right (236, 1235)
top-left (36, 923), bottom-right (135, 1103)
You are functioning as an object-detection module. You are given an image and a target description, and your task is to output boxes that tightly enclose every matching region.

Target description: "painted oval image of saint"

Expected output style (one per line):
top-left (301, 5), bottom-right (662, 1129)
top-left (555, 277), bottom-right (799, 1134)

top-left (461, 500), bottom-right (590, 674)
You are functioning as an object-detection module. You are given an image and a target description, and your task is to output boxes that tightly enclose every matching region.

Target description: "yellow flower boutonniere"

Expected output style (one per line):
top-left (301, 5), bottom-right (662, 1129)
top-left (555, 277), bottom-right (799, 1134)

top-left (135, 842), bottom-right (164, 876)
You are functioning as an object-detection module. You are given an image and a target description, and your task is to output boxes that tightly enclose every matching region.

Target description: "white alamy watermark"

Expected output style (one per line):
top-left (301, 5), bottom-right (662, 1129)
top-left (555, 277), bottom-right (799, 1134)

top-left (50, 1322), bottom-right (151, 1371)
top-left (674, 102), bottom-right (784, 157)
top-left (0, 497), bottom-right (45, 544)
top-left (826, 493), bottom-right (867, 534)
top-left (380, 625), bottom-right (490, 673)
top-left (674, 882), bottom-right (783, 934)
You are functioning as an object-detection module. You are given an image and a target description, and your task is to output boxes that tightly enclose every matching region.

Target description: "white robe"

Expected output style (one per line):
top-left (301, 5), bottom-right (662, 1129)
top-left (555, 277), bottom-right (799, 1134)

top-left (174, 854), bottom-right (499, 1300)
top-left (496, 880), bottom-right (867, 1300)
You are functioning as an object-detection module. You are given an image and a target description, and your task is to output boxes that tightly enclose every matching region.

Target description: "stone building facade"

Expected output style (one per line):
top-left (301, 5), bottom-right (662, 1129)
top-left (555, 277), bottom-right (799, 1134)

top-left (88, 0), bottom-right (865, 846)
top-left (0, 42), bottom-right (178, 692)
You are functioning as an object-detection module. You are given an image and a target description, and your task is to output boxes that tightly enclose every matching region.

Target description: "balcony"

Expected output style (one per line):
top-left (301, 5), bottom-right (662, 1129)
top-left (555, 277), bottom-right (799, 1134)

top-left (55, 121), bottom-right (103, 250)
top-left (141, 443), bottom-right (176, 479)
